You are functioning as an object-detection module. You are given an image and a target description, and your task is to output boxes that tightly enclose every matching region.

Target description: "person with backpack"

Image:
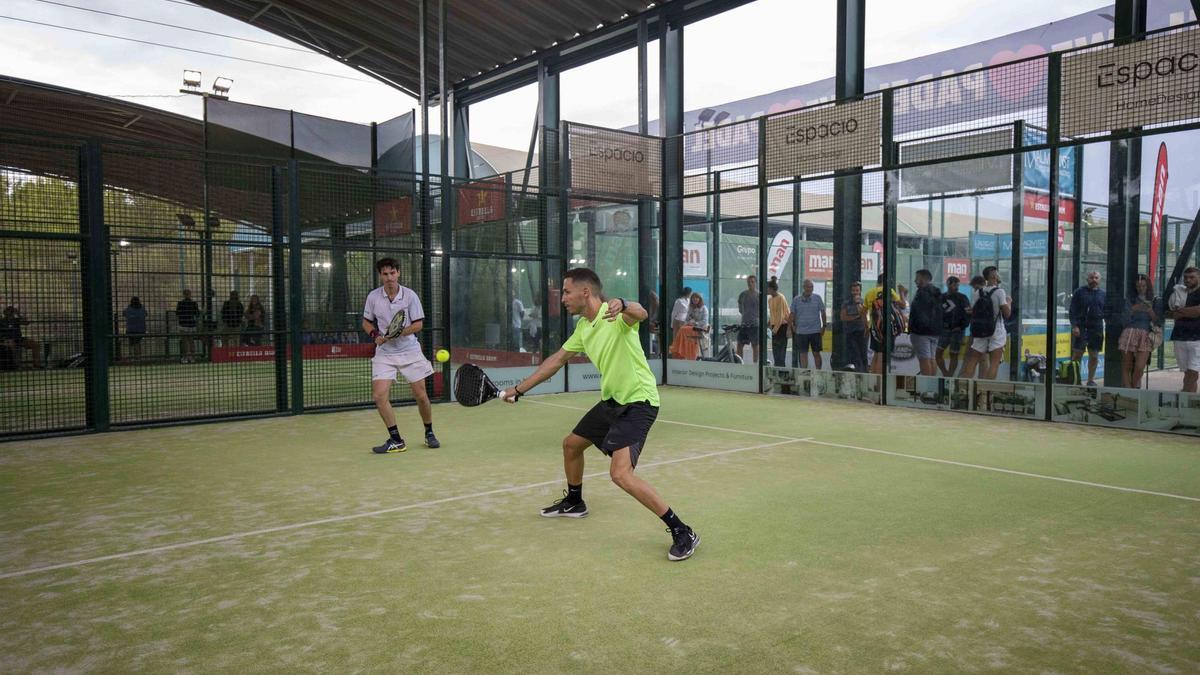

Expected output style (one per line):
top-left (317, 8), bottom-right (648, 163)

top-left (960, 266), bottom-right (1011, 381)
top-left (908, 269), bottom-right (943, 376)
top-left (936, 276), bottom-right (971, 377)
top-left (1069, 270), bottom-right (1107, 387)
top-left (868, 283), bottom-right (904, 375)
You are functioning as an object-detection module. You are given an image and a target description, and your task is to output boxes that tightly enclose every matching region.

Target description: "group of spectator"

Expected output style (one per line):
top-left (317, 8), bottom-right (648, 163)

top-left (120, 289), bottom-right (267, 363)
top-left (0, 305), bottom-right (42, 369)
top-left (746, 262), bottom-right (1200, 393)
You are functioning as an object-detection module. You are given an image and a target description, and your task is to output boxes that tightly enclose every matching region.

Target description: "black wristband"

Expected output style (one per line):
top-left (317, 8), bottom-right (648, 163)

top-left (618, 297), bottom-right (627, 313)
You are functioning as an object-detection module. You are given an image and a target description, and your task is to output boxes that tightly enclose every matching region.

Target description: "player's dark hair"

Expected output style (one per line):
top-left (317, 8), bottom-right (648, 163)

top-left (375, 257), bottom-right (399, 273)
top-left (563, 267), bottom-right (603, 292)
top-left (982, 265), bottom-right (999, 280)
top-left (915, 269), bottom-right (933, 282)
top-left (947, 276), bottom-right (960, 285)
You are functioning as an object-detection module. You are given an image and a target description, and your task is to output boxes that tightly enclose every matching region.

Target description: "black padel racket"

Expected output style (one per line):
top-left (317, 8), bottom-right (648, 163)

top-left (454, 363), bottom-right (514, 406)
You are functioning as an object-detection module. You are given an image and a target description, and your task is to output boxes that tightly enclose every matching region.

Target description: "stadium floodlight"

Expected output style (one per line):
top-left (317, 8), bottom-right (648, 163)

top-left (119, 239), bottom-right (131, 247)
top-left (182, 70), bottom-right (202, 90)
top-left (211, 77), bottom-right (233, 98)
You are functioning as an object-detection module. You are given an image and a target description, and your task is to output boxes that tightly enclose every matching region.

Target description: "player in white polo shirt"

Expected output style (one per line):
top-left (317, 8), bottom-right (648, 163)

top-left (362, 257), bottom-right (439, 453)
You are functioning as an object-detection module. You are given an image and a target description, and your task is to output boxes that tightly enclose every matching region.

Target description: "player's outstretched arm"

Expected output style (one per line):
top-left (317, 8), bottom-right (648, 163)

top-left (502, 348), bottom-right (574, 402)
top-left (602, 298), bottom-right (648, 325)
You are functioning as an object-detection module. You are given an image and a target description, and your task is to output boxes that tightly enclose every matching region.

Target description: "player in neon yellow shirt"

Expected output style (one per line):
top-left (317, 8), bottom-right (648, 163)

top-left (502, 268), bottom-right (700, 561)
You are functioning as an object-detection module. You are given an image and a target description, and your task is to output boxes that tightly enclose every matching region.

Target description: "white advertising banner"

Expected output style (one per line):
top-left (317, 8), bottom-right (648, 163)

top-left (666, 359), bottom-right (759, 393)
top-left (567, 361), bottom-right (602, 392)
top-left (683, 241), bottom-right (708, 277)
top-left (569, 126), bottom-right (663, 197)
top-left (1061, 27), bottom-right (1200, 136)
top-left (765, 230), bottom-right (794, 280)
top-left (764, 97), bottom-right (882, 179)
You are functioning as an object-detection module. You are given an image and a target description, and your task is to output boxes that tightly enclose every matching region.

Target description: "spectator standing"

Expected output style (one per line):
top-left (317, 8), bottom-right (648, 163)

top-left (736, 275), bottom-right (761, 364)
top-left (221, 290), bottom-right (244, 346)
top-left (670, 287), bottom-right (692, 335)
top-left (243, 294), bottom-right (266, 346)
top-left (512, 296), bottom-right (526, 352)
top-left (1168, 266), bottom-right (1200, 393)
top-left (908, 270), bottom-right (943, 377)
top-left (936, 276), bottom-right (971, 377)
top-left (1119, 274), bottom-right (1160, 389)
top-left (175, 289), bottom-right (200, 363)
top-left (840, 281), bottom-right (868, 373)
top-left (1069, 271), bottom-right (1106, 387)
top-left (766, 277), bottom-right (791, 367)
top-left (123, 297), bottom-right (147, 361)
top-left (790, 279), bottom-right (826, 369)
top-left (961, 266), bottom-right (1011, 381)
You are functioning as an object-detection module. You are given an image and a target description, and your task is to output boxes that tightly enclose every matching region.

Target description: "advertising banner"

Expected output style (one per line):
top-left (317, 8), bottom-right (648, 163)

top-left (683, 241), bottom-right (709, 277)
top-left (1061, 27), bottom-right (1200, 136)
top-left (456, 177), bottom-right (507, 225)
top-left (1149, 143), bottom-right (1169, 284)
top-left (569, 127), bottom-right (662, 197)
top-left (764, 98), bottom-right (881, 179)
top-left (374, 197), bottom-right (412, 237)
top-left (766, 230), bottom-right (794, 279)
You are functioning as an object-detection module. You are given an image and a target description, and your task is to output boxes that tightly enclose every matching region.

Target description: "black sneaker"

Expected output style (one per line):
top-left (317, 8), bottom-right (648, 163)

top-left (372, 437), bottom-right (406, 454)
top-left (668, 526), bottom-right (700, 561)
top-left (424, 430), bottom-right (441, 448)
top-left (540, 491), bottom-right (588, 518)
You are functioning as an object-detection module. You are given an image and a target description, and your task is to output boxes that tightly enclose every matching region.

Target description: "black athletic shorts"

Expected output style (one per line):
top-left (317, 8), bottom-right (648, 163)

top-left (737, 324), bottom-right (758, 343)
top-left (572, 398), bottom-right (659, 468)
top-left (1072, 325), bottom-right (1104, 352)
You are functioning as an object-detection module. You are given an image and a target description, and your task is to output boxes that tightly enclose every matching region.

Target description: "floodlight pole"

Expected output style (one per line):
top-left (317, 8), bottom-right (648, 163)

top-left (438, 0), bottom-right (451, 400)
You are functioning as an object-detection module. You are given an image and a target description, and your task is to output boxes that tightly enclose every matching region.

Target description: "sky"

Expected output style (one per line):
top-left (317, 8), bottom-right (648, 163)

top-left (0, 0), bottom-right (1130, 148)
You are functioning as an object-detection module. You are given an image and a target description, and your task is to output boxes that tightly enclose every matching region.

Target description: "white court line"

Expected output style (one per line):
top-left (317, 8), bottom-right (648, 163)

top-left (527, 397), bottom-right (1200, 504)
top-left (0, 438), bottom-right (803, 581)
top-left (799, 438), bottom-right (1200, 503)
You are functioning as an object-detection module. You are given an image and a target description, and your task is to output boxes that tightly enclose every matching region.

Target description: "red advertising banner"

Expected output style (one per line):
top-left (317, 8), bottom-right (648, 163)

top-left (805, 249), bottom-right (835, 280)
top-left (1148, 143), bottom-right (1168, 285)
top-left (374, 197), bottom-right (412, 237)
top-left (805, 249), bottom-right (880, 281)
top-left (944, 258), bottom-right (970, 280)
top-left (1022, 191), bottom-right (1076, 222)
top-left (456, 177), bottom-right (507, 225)
top-left (452, 347), bottom-right (542, 367)
top-left (211, 343), bottom-right (376, 363)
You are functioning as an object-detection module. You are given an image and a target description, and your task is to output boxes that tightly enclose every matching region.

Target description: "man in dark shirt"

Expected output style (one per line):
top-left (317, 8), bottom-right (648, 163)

top-left (0, 305), bottom-right (41, 368)
top-left (936, 276), bottom-right (971, 377)
top-left (736, 275), bottom-right (760, 364)
top-left (1168, 266), bottom-right (1200, 393)
top-left (221, 290), bottom-right (244, 347)
top-left (1070, 271), bottom-right (1107, 386)
top-left (176, 289), bottom-right (200, 363)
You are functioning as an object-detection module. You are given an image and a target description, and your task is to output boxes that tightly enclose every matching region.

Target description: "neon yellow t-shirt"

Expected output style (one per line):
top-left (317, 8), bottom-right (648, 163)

top-left (562, 302), bottom-right (660, 407)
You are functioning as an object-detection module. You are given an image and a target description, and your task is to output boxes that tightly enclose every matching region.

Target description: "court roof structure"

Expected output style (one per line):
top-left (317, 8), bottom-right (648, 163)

top-left (187, 0), bottom-right (749, 100)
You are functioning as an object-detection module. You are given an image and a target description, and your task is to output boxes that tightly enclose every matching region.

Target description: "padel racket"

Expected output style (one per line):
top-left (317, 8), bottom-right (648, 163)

top-left (454, 363), bottom-right (514, 406)
top-left (383, 309), bottom-right (407, 340)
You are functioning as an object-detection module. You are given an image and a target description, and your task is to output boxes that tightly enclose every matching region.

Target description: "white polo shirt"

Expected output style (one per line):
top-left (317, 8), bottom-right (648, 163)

top-left (363, 285), bottom-right (424, 357)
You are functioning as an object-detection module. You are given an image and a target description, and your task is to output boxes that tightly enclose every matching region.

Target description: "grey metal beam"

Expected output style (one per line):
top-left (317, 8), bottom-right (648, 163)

top-left (1104, 0), bottom-right (1147, 387)
top-left (660, 5), bottom-right (684, 381)
top-left (832, 0), bottom-right (865, 373)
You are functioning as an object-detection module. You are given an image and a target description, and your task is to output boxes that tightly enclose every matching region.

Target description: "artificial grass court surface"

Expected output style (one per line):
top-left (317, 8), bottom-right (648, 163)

top-left (1, 388), bottom-right (1197, 673)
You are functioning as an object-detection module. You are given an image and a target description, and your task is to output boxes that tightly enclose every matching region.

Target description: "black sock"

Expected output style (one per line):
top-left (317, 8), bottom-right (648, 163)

top-left (566, 483), bottom-right (583, 504)
top-left (387, 425), bottom-right (402, 442)
top-left (660, 508), bottom-right (686, 532)
top-left (424, 422), bottom-right (433, 434)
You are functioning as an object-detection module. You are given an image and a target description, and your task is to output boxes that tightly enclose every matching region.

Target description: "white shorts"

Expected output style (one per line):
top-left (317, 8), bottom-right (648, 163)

top-left (970, 329), bottom-right (1007, 354)
top-left (372, 351), bottom-right (434, 382)
top-left (1173, 340), bottom-right (1200, 373)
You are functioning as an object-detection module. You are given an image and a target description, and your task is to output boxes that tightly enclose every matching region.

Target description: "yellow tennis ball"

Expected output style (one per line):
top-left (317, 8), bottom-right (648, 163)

top-left (435, 349), bottom-right (450, 363)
